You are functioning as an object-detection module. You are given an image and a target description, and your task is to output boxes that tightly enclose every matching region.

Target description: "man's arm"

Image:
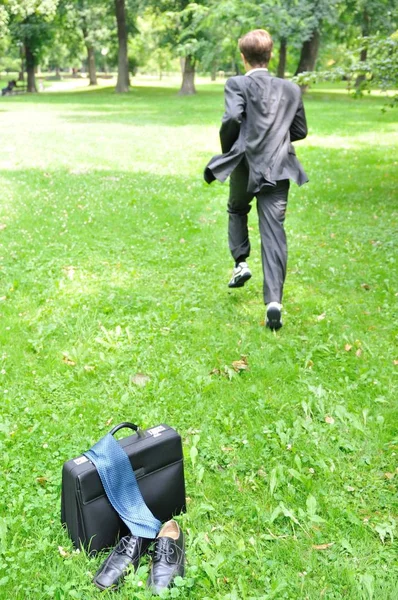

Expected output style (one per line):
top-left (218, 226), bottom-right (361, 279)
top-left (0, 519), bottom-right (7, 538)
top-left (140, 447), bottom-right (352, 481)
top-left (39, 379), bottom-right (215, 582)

top-left (219, 78), bottom-right (245, 153)
top-left (290, 98), bottom-right (308, 142)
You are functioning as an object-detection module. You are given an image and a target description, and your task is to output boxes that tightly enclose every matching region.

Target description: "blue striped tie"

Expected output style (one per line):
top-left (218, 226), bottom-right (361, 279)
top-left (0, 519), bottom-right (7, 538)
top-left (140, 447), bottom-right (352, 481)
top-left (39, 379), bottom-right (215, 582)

top-left (84, 433), bottom-right (161, 539)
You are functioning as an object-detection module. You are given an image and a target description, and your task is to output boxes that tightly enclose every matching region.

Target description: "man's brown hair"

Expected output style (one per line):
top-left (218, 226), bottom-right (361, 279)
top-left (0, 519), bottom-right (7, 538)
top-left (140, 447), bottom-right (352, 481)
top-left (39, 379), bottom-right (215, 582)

top-left (238, 29), bottom-right (273, 67)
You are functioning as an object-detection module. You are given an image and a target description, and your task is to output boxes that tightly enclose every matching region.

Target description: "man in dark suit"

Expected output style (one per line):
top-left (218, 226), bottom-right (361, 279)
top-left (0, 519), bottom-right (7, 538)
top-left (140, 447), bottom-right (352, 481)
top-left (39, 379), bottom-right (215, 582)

top-left (204, 29), bottom-right (308, 330)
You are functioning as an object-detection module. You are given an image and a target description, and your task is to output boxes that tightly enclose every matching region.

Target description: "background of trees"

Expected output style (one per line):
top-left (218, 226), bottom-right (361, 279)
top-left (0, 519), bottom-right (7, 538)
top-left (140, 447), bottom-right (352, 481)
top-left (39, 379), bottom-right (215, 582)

top-left (0, 0), bottom-right (396, 94)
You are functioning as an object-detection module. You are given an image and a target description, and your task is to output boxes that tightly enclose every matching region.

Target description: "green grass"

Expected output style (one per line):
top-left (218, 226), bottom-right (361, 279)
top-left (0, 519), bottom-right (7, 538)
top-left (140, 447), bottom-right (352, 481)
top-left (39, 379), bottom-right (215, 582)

top-left (0, 81), bottom-right (397, 600)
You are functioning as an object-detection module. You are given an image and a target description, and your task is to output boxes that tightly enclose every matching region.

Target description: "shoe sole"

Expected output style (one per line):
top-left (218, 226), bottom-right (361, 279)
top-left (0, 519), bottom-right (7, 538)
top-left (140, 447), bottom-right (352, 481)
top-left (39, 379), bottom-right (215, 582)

top-left (228, 272), bottom-right (252, 288)
top-left (149, 565), bottom-right (186, 595)
top-left (93, 578), bottom-right (119, 591)
top-left (266, 307), bottom-right (282, 331)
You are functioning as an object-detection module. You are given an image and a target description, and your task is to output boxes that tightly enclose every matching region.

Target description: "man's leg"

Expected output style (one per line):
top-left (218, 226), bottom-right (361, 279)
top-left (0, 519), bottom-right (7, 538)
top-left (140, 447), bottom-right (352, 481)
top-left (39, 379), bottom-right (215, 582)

top-left (227, 160), bottom-right (254, 263)
top-left (256, 180), bottom-right (289, 306)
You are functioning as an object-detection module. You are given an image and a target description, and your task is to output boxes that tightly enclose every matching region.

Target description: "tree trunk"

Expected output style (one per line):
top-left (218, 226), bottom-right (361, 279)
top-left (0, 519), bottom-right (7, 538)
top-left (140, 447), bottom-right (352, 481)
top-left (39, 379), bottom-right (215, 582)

top-left (210, 64), bottom-right (217, 81)
top-left (55, 66), bottom-right (61, 80)
top-left (81, 14), bottom-right (98, 87)
top-left (19, 45), bottom-right (25, 81)
top-left (295, 29), bottom-right (320, 75)
top-left (355, 10), bottom-right (370, 88)
top-left (233, 60), bottom-right (241, 75)
top-left (114, 0), bottom-right (130, 93)
top-left (25, 44), bottom-right (37, 93)
top-left (179, 55), bottom-right (196, 95)
top-left (87, 45), bottom-right (97, 85)
top-left (277, 38), bottom-right (287, 79)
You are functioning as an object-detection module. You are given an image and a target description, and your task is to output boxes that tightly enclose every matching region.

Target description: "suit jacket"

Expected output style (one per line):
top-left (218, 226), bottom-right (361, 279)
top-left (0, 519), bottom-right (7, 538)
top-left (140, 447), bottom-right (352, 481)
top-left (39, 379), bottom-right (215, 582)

top-left (204, 70), bottom-right (308, 193)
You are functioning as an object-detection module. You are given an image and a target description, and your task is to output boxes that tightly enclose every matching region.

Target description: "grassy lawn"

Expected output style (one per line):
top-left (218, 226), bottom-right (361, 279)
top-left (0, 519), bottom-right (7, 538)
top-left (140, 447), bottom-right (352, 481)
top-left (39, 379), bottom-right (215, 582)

top-left (0, 81), bottom-right (397, 600)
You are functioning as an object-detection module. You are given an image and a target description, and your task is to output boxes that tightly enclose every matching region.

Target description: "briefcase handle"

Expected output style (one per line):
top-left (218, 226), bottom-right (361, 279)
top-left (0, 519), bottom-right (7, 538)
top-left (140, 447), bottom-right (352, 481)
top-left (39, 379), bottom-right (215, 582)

top-left (109, 422), bottom-right (144, 438)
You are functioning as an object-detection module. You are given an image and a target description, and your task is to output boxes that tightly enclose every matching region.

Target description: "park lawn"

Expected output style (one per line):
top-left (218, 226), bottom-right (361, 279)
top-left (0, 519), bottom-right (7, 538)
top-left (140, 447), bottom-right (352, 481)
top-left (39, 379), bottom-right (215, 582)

top-left (0, 81), bottom-right (397, 600)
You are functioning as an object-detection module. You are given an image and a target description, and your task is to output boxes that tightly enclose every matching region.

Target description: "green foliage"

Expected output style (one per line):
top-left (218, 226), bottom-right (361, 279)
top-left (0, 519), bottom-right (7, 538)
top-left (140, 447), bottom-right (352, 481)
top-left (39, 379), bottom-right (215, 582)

top-left (66, 0), bottom-right (115, 51)
top-left (294, 34), bottom-right (398, 104)
top-left (0, 4), bottom-right (8, 38)
top-left (4, 0), bottom-right (60, 69)
top-left (130, 9), bottom-right (176, 76)
top-left (270, 0), bottom-right (342, 43)
top-left (340, 0), bottom-right (397, 37)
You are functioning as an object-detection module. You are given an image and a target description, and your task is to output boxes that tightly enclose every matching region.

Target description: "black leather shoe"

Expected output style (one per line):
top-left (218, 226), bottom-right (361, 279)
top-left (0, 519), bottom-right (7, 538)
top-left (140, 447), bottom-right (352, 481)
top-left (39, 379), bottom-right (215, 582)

top-left (93, 535), bottom-right (152, 591)
top-left (148, 521), bottom-right (185, 595)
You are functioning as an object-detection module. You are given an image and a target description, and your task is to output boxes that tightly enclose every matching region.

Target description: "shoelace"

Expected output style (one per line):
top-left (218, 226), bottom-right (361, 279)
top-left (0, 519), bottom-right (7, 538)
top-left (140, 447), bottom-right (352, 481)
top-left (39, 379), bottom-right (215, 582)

top-left (116, 535), bottom-right (137, 555)
top-left (153, 538), bottom-right (177, 562)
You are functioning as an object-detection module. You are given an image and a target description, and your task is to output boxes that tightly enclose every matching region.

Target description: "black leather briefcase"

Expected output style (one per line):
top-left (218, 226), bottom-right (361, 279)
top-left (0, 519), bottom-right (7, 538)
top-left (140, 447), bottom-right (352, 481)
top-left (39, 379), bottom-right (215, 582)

top-left (61, 422), bottom-right (186, 554)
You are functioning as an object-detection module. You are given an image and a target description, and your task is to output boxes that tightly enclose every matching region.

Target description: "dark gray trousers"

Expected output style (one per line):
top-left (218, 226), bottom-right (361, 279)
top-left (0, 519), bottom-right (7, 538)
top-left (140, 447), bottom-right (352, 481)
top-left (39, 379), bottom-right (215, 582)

top-left (227, 160), bottom-right (289, 305)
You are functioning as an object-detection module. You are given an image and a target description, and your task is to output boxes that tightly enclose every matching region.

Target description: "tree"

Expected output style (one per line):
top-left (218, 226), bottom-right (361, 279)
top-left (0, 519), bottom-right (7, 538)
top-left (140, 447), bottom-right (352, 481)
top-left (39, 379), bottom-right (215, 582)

top-left (78, 0), bottom-right (98, 85)
top-left (204, 0), bottom-right (264, 77)
top-left (293, 32), bottom-right (398, 108)
top-left (130, 8), bottom-right (174, 79)
top-left (49, 1), bottom-right (85, 80)
top-left (176, 2), bottom-right (209, 94)
top-left (114, 0), bottom-right (129, 91)
top-left (148, 0), bottom-right (211, 95)
top-left (73, 0), bottom-right (115, 86)
top-left (53, 0), bottom-right (116, 86)
top-left (293, 0), bottom-right (342, 76)
top-left (5, 0), bottom-right (60, 92)
top-left (339, 0), bottom-right (397, 86)
top-left (257, 0), bottom-right (306, 79)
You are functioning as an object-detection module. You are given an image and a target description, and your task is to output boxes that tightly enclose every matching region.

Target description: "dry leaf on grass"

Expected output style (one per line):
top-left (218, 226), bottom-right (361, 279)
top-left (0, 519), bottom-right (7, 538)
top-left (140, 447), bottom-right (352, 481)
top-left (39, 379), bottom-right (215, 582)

top-left (131, 373), bottom-right (150, 387)
top-left (312, 543), bottom-right (334, 550)
top-left (232, 355), bottom-right (248, 372)
top-left (361, 283), bottom-right (371, 290)
top-left (210, 368), bottom-right (222, 376)
top-left (0, 224), bottom-right (7, 231)
top-left (221, 446), bottom-right (233, 452)
top-left (344, 344), bottom-right (352, 352)
top-left (62, 354), bottom-right (76, 366)
top-left (325, 415), bottom-right (335, 424)
top-left (317, 313), bottom-right (326, 321)
top-left (84, 365), bottom-right (95, 372)
top-left (105, 417), bottom-right (113, 426)
top-left (356, 348), bottom-right (362, 358)
top-left (384, 472), bottom-right (395, 480)
top-left (210, 366), bottom-right (235, 380)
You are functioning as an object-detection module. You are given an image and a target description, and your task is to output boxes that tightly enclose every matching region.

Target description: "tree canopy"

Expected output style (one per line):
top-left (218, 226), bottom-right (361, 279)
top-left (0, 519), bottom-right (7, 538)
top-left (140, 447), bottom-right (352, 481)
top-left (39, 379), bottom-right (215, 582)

top-left (0, 0), bottom-right (396, 94)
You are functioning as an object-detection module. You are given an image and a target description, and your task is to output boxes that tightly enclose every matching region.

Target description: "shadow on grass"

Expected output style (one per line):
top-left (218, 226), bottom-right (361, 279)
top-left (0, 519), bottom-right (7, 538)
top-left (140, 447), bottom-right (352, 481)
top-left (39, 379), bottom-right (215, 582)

top-left (1, 85), bottom-right (224, 126)
top-left (2, 84), bottom-right (396, 131)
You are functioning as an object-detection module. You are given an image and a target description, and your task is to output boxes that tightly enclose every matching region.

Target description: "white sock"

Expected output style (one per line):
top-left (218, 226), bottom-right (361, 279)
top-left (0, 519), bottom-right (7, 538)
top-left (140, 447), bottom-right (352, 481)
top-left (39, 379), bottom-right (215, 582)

top-left (267, 302), bottom-right (282, 311)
